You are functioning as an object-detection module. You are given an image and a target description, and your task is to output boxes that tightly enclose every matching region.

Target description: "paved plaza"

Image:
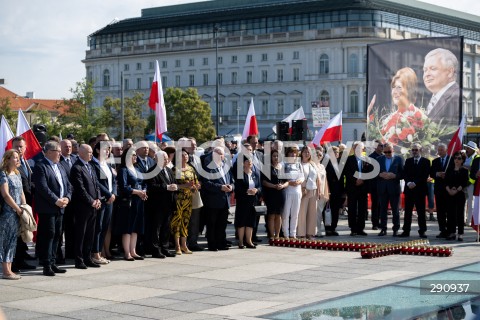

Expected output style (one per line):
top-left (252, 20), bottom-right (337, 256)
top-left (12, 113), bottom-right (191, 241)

top-left (1, 212), bottom-right (479, 320)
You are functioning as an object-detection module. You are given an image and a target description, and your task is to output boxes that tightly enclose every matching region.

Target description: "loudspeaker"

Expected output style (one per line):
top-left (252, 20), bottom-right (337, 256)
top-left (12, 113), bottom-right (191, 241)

top-left (292, 119), bottom-right (307, 140)
top-left (33, 124), bottom-right (47, 147)
top-left (276, 121), bottom-right (289, 141)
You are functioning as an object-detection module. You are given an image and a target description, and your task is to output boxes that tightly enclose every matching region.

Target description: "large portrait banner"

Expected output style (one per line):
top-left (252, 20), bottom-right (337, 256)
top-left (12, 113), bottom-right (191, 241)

top-left (367, 36), bottom-right (463, 157)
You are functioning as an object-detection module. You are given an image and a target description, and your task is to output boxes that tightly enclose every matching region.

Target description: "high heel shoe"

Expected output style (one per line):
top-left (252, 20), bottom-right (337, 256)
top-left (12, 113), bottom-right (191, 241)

top-left (238, 244), bottom-right (245, 249)
top-left (245, 243), bottom-right (256, 249)
top-left (181, 247), bottom-right (192, 254)
top-left (175, 248), bottom-right (182, 255)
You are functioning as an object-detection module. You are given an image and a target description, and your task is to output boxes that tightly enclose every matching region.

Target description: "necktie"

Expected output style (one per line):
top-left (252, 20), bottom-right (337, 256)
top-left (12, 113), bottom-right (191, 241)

top-left (441, 157), bottom-right (445, 169)
top-left (144, 159), bottom-right (148, 171)
top-left (66, 158), bottom-right (71, 168)
top-left (414, 159), bottom-right (418, 165)
top-left (427, 96), bottom-right (437, 114)
top-left (21, 159), bottom-right (28, 176)
top-left (86, 163), bottom-right (94, 179)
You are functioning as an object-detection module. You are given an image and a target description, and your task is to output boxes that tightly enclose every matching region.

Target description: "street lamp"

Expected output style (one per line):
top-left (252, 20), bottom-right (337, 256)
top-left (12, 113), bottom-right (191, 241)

top-left (214, 24), bottom-right (221, 136)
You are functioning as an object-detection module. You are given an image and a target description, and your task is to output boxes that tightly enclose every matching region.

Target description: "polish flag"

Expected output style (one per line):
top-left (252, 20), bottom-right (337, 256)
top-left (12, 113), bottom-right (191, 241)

top-left (447, 114), bottom-right (466, 155)
top-left (0, 115), bottom-right (14, 159)
top-left (148, 60), bottom-right (167, 141)
top-left (242, 97), bottom-right (258, 140)
top-left (16, 110), bottom-right (42, 160)
top-left (310, 111), bottom-right (342, 147)
top-left (271, 106), bottom-right (306, 134)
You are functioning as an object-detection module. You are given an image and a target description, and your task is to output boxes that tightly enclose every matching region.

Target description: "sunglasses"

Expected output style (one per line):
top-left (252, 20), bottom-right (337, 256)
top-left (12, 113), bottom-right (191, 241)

top-left (411, 149), bottom-right (419, 151)
top-left (384, 151), bottom-right (392, 154)
top-left (454, 157), bottom-right (463, 160)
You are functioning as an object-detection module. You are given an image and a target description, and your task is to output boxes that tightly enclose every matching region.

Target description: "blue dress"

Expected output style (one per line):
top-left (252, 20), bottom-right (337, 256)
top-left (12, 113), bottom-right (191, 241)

top-left (0, 171), bottom-right (22, 263)
top-left (117, 167), bottom-right (144, 235)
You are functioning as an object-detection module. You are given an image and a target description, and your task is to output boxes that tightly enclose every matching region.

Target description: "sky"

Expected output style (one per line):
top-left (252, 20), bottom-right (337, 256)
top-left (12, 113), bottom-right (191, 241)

top-left (0, 0), bottom-right (478, 100)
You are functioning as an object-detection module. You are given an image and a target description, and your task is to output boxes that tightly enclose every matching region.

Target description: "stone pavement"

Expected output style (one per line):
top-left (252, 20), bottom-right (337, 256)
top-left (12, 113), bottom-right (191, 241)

top-left (1, 212), bottom-right (479, 320)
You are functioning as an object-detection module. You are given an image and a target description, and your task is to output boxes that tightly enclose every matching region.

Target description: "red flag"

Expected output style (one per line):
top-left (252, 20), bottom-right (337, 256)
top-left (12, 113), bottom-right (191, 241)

top-left (447, 115), bottom-right (466, 155)
top-left (311, 111), bottom-right (342, 147)
top-left (16, 110), bottom-right (42, 160)
top-left (242, 97), bottom-right (258, 140)
top-left (0, 115), bottom-right (14, 159)
top-left (148, 60), bottom-right (167, 140)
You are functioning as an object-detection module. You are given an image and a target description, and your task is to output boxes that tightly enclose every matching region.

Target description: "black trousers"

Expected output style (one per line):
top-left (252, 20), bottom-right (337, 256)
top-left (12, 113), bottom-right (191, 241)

top-left (370, 190), bottom-right (380, 228)
top-left (74, 209), bottom-right (97, 263)
top-left (149, 206), bottom-right (173, 252)
top-left (206, 207), bottom-right (229, 249)
top-left (325, 193), bottom-right (343, 232)
top-left (37, 212), bottom-right (63, 267)
top-left (435, 189), bottom-right (449, 234)
top-left (403, 191), bottom-right (427, 234)
top-left (447, 193), bottom-right (466, 235)
top-left (63, 206), bottom-right (75, 259)
top-left (347, 190), bottom-right (368, 233)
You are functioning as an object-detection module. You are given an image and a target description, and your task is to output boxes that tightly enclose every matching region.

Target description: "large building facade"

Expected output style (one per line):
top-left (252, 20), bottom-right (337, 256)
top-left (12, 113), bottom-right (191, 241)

top-left (84, 0), bottom-right (480, 141)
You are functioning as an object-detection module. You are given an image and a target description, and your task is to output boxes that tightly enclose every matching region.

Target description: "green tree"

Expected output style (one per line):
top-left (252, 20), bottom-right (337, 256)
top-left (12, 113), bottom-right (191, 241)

top-left (164, 87), bottom-right (215, 142)
top-left (31, 109), bottom-right (64, 137)
top-left (0, 97), bottom-right (17, 129)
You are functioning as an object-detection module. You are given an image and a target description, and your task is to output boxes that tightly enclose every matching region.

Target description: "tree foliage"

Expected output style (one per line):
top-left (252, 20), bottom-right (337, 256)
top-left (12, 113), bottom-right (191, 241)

top-left (31, 109), bottom-right (63, 137)
top-left (163, 87), bottom-right (216, 142)
top-left (0, 97), bottom-right (17, 129)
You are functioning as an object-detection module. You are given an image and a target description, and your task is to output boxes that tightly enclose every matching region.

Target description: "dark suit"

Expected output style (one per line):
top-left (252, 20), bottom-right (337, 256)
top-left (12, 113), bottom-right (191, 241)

top-left (368, 151), bottom-right (383, 228)
top-left (57, 154), bottom-right (77, 259)
top-left (134, 156), bottom-right (155, 255)
top-left (377, 154), bottom-right (404, 232)
top-left (430, 156), bottom-right (454, 235)
top-left (146, 165), bottom-right (176, 255)
top-left (70, 159), bottom-right (101, 264)
top-left (427, 82), bottom-right (461, 126)
top-left (200, 156), bottom-right (234, 250)
top-left (402, 157), bottom-right (430, 234)
top-left (234, 170), bottom-right (261, 228)
top-left (344, 155), bottom-right (373, 234)
top-left (33, 159), bottom-right (72, 268)
top-left (90, 159), bottom-right (117, 254)
top-left (325, 157), bottom-right (345, 233)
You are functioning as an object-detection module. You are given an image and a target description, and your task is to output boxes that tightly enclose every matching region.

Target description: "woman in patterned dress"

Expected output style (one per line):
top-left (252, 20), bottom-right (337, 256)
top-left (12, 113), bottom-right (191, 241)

top-left (0, 150), bottom-right (26, 280)
top-left (171, 149), bottom-right (200, 255)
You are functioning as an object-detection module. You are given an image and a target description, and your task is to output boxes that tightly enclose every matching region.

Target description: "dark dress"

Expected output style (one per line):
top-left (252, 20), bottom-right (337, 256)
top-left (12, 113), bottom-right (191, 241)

top-left (261, 164), bottom-right (286, 215)
top-left (445, 167), bottom-right (469, 235)
top-left (234, 170), bottom-right (261, 228)
top-left (0, 172), bottom-right (22, 263)
top-left (117, 167), bottom-right (144, 235)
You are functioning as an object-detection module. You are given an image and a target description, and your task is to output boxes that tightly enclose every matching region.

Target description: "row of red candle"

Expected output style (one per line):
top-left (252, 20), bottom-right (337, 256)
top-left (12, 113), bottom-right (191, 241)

top-left (361, 246), bottom-right (453, 259)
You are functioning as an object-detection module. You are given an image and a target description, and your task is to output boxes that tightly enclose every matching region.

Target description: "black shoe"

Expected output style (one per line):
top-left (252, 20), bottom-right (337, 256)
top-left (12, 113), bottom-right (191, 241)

top-left (152, 252), bottom-right (166, 259)
top-left (445, 234), bottom-right (456, 240)
top-left (217, 246), bottom-right (229, 251)
top-left (392, 230), bottom-right (398, 237)
top-left (378, 230), bottom-right (387, 236)
top-left (85, 260), bottom-right (101, 268)
top-left (132, 256), bottom-right (144, 261)
top-left (436, 233), bottom-right (447, 239)
top-left (245, 243), bottom-right (256, 249)
top-left (18, 262), bottom-right (37, 270)
top-left (429, 214), bottom-right (436, 221)
top-left (372, 226), bottom-right (379, 231)
top-left (189, 245), bottom-right (204, 252)
top-left (357, 231), bottom-right (368, 236)
top-left (419, 232), bottom-right (427, 239)
top-left (350, 232), bottom-right (357, 236)
top-left (51, 265), bottom-right (67, 273)
top-left (398, 232), bottom-right (410, 238)
top-left (75, 262), bottom-right (88, 269)
top-left (43, 266), bottom-right (55, 276)
top-left (226, 240), bottom-right (233, 245)
top-left (238, 245), bottom-right (245, 249)
top-left (161, 250), bottom-right (176, 257)
top-left (208, 248), bottom-right (218, 252)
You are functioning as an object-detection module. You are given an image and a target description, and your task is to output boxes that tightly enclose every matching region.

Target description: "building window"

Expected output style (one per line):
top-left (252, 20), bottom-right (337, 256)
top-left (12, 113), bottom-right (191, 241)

top-left (465, 73), bottom-right (471, 88)
top-left (136, 63), bottom-right (142, 70)
top-left (161, 61), bottom-right (167, 68)
top-left (277, 69), bottom-right (283, 82)
top-left (124, 64), bottom-right (129, 71)
top-left (219, 101), bottom-right (224, 116)
top-left (218, 73), bottom-right (223, 85)
top-left (277, 52), bottom-right (283, 61)
top-left (150, 61), bottom-right (155, 69)
top-left (277, 100), bottom-right (284, 115)
top-left (320, 90), bottom-right (330, 103)
top-left (293, 98), bottom-right (301, 110)
top-left (175, 75), bottom-right (181, 87)
top-left (218, 56), bottom-right (223, 64)
top-left (136, 78), bottom-right (142, 89)
top-left (350, 90), bottom-right (359, 113)
top-left (103, 70), bottom-right (110, 87)
top-left (246, 54), bottom-right (253, 62)
top-left (231, 55), bottom-right (237, 63)
top-left (293, 68), bottom-right (300, 81)
top-left (231, 72), bottom-right (237, 85)
top-left (203, 73), bottom-right (208, 86)
top-left (189, 58), bottom-right (195, 66)
top-left (149, 77), bottom-right (153, 88)
top-left (175, 60), bottom-right (181, 67)
top-left (232, 100), bottom-right (239, 116)
top-left (262, 100), bottom-right (269, 115)
top-left (189, 74), bottom-right (195, 86)
top-left (467, 99), bottom-right (473, 118)
top-left (124, 78), bottom-right (129, 90)
top-left (262, 70), bottom-right (268, 83)
top-left (319, 54), bottom-right (329, 74)
top-left (261, 53), bottom-right (268, 61)
top-left (348, 53), bottom-right (359, 74)
top-left (246, 71), bottom-right (253, 84)
top-left (293, 51), bottom-right (300, 60)
top-left (161, 76), bottom-right (167, 88)
top-left (203, 57), bottom-right (208, 65)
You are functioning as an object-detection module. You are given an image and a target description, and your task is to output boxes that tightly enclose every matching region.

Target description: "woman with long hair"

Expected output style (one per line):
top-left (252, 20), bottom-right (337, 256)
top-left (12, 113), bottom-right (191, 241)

top-left (0, 150), bottom-right (26, 280)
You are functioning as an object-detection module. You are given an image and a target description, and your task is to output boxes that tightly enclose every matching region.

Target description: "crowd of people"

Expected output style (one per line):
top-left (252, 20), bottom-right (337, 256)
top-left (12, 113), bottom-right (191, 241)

top-left (0, 131), bottom-right (478, 280)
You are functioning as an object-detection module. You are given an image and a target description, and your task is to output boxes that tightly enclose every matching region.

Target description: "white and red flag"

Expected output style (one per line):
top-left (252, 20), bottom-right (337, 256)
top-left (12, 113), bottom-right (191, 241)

top-left (271, 106), bottom-right (306, 134)
top-left (0, 115), bottom-right (14, 159)
top-left (447, 114), bottom-right (466, 156)
top-left (148, 60), bottom-right (167, 141)
top-left (242, 97), bottom-right (259, 140)
top-left (16, 110), bottom-right (42, 160)
top-left (310, 111), bottom-right (342, 147)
